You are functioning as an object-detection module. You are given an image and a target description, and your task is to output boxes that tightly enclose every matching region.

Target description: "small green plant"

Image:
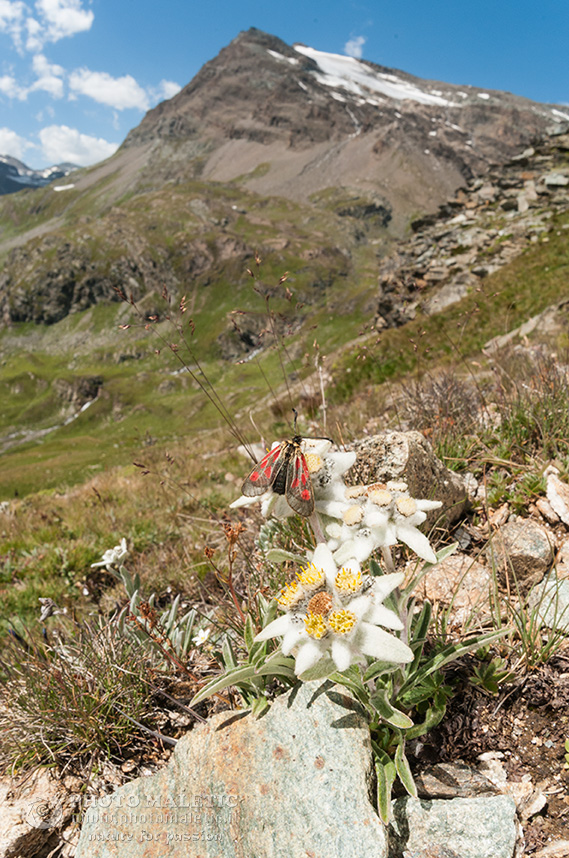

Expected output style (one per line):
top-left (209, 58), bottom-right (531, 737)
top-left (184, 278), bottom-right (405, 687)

top-left (469, 652), bottom-right (515, 695)
top-left (488, 558), bottom-right (568, 671)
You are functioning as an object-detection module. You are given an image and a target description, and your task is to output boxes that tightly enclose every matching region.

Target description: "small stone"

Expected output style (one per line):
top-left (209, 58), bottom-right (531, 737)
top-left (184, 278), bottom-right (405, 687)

top-left (554, 538), bottom-right (569, 579)
top-left (389, 795), bottom-right (517, 858)
top-left (418, 553), bottom-right (491, 615)
top-left (536, 497), bottom-right (560, 525)
top-left (543, 172), bottom-right (569, 187)
top-left (486, 519), bottom-right (554, 587)
top-left (527, 572), bottom-right (569, 632)
top-left (547, 472), bottom-right (569, 526)
top-left (414, 762), bottom-right (499, 799)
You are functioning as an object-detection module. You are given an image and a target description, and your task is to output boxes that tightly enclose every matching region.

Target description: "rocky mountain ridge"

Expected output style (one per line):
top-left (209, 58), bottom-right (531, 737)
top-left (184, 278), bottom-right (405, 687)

top-left (0, 155), bottom-right (77, 196)
top-left (20, 26), bottom-right (566, 247)
top-left (372, 127), bottom-right (569, 331)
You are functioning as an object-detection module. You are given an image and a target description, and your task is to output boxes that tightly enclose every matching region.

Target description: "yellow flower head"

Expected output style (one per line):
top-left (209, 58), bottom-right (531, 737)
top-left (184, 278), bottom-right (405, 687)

top-left (342, 504), bottom-right (364, 526)
top-left (297, 562), bottom-right (326, 591)
top-left (277, 579), bottom-right (303, 608)
top-left (396, 497), bottom-right (417, 517)
top-left (335, 567), bottom-right (363, 594)
top-left (367, 488), bottom-right (393, 507)
top-left (305, 453), bottom-right (324, 474)
top-left (345, 485), bottom-right (367, 499)
top-left (304, 611), bottom-right (328, 639)
top-left (328, 609), bottom-right (357, 635)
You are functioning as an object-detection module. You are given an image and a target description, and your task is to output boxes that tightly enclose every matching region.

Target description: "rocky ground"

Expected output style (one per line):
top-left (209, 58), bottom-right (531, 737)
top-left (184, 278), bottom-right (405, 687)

top-left (373, 129), bottom-right (569, 330)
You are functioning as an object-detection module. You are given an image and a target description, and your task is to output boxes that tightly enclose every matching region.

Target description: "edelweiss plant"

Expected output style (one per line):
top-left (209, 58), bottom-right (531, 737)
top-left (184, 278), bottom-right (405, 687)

top-left (254, 542), bottom-right (412, 675)
top-left (194, 434), bottom-right (503, 821)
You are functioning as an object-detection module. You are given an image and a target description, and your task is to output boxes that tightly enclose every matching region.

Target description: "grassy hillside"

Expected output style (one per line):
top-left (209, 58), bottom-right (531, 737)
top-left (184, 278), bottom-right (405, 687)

top-left (1, 207), bottom-right (568, 501)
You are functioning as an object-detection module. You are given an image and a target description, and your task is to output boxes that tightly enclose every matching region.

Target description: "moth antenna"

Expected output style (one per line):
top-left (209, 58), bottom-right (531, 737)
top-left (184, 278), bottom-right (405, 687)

top-left (292, 407), bottom-right (299, 433)
top-left (248, 411), bottom-right (265, 462)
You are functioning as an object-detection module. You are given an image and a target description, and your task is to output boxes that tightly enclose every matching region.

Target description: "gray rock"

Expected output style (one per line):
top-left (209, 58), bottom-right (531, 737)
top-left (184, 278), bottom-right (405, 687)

top-left (543, 172), bottom-right (569, 187)
top-left (75, 682), bottom-right (388, 858)
top-left (414, 762), bottom-right (500, 800)
top-left (348, 431), bottom-right (470, 529)
top-left (527, 572), bottom-right (569, 632)
top-left (388, 795), bottom-right (517, 858)
top-left (486, 519), bottom-right (554, 588)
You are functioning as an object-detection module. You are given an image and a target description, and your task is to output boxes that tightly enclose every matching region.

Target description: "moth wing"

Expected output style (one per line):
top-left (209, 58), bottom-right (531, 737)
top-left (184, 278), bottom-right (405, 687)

top-left (242, 444), bottom-right (283, 497)
top-left (285, 449), bottom-right (314, 517)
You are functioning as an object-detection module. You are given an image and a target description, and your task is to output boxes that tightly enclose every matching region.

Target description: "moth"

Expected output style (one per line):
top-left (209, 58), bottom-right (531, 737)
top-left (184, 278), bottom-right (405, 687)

top-left (241, 434), bottom-right (315, 517)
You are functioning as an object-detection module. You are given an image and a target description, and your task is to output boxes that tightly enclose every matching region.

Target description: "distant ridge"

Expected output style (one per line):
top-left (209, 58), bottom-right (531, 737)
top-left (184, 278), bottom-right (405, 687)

top-left (0, 155), bottom-right (78, 196)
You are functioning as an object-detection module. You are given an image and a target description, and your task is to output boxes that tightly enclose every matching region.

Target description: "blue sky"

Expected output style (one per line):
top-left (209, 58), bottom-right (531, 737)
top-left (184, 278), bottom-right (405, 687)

top-left (1, 0), bottom-right (568, 169)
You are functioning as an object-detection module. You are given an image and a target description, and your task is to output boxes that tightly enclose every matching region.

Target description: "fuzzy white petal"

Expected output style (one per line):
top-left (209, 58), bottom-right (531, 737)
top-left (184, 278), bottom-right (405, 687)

top-left (230, 493), bottom-right (265, 510)
top-left (357, 623), bottom-right (413, 663)
top-left (301, 438), bottom-right (332, 456)
top-left (372, 571), bottom-right (405, 601)
top-left (327, 450), bottom-right (357, 474)
top-left (333, 534), bottom-right (375, 565)
top-left (364, 603), bottom-right (404, 630)
top-left (402, 510), bottom-right (427, 528)
top-left (396, 523), bottom-right (437, 563)
top-left (346, 594), bottom-right (374, 619)
top-left (294, 639), bottom-right (326, 675)
top-left (315, 499), bottom-right (350, 519)
top-left (326, 522), bottom-right (343, 540)
top-left (312, 543), bottom-right (338, 585)
top-left (369, 521), bottom-right (398, 547)
top-left (253, 614), bottom-right (292, 642)
top-left (364, 507), bottom-right (390, 528)
top-left (416, 499), bottom-right (443, 512)
top-left (262, 494), bottom-right (295, 519)
top-left (281, 626), bottom-right (308, 655)
top-left (331, 638), bottom-right (355, 672)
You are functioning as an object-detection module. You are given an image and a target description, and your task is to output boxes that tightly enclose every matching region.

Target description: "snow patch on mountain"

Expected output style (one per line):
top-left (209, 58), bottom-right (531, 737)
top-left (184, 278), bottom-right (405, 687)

top-left (292, 45), bottom-right (459, 107)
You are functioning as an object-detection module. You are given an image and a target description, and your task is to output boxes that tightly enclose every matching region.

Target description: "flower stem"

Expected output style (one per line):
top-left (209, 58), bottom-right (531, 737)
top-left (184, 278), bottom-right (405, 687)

top-left (381, 545), bottom-right (396, 574)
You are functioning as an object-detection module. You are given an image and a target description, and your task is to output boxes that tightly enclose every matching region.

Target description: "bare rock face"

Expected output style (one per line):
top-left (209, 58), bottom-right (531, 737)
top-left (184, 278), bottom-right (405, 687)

top-left (75, 682), bottom-right (388, 858)
top-left (0, 770), bottom-right (79, 858)
top-left (486, 518), bottom-right (554, 587)
top-left (348, 430), bottom-right (470, 529)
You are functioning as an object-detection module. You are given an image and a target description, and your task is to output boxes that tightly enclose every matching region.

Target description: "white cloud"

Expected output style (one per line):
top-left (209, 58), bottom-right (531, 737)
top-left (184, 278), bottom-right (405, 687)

top-left (344, 35), bottom-right (366, 60)
top-left (39, 124), bottom-right (118, 165)
top-left (1, 0), bottom-right (93, 51)
top-left (0, 125), bottom-right (34, 159)
top-left (156, 79), bottom-right (181, 100)
top-left (26, 0), bottom-right (93, 50)
top-left (68, 67), bottom-right (150, 110)
top-left (0, 72), bottom-right (27, 98)
top-left (0, 0), bottom-right (26, 49)
top-left (29, 52), bottom-right (64, 96)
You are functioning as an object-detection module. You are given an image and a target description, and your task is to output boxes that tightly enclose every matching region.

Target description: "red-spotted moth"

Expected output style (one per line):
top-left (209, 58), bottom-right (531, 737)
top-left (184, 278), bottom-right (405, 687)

top-left (241, 434), bottom-right (315, 517)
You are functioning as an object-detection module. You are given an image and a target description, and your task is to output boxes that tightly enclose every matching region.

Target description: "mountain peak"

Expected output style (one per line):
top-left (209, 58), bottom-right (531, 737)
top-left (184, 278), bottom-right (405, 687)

top-left (117, 30), bottom-right (567, 232)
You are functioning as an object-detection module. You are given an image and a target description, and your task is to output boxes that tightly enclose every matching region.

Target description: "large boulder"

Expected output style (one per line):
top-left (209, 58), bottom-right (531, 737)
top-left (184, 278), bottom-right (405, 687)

top-left (75, 682), bottom-right (388, 858)
top-left (348, 431), bottom-right (470, 529)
